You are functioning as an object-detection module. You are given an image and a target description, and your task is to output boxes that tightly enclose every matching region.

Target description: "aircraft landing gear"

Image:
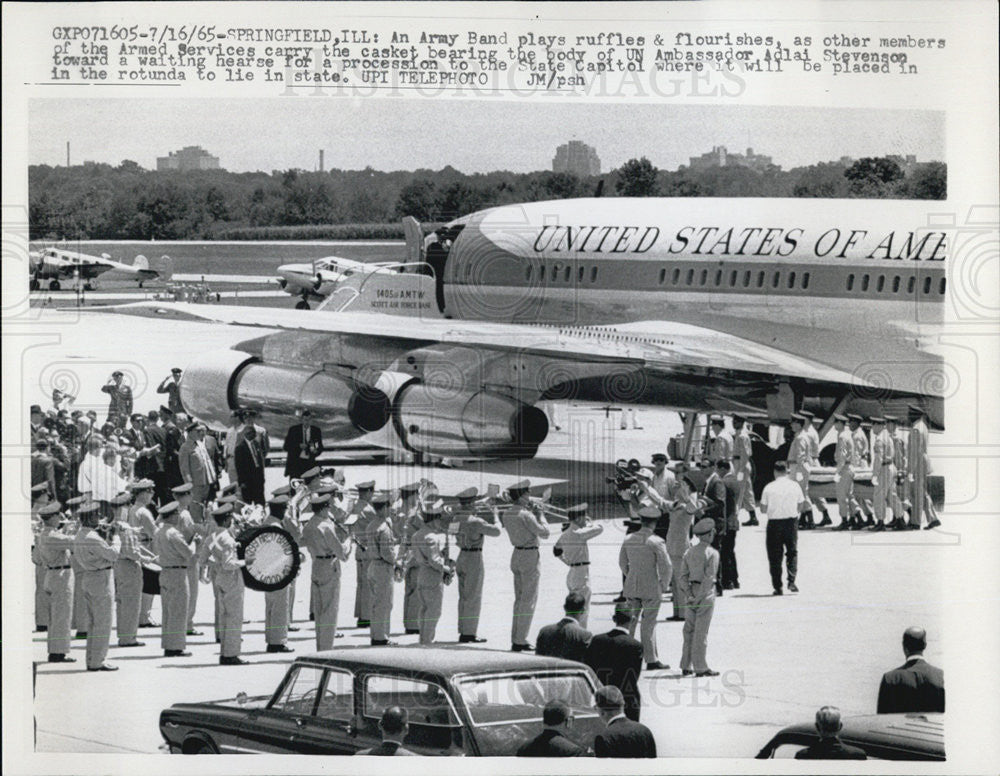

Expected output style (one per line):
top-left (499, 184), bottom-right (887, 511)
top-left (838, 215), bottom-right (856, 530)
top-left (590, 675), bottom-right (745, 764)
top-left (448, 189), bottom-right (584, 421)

top-left (84, 282), bottom-right (95, 291)
top-left (49, 279), bottom-right (61, 291)
top-left (295, 299), bottom-right (311, 310)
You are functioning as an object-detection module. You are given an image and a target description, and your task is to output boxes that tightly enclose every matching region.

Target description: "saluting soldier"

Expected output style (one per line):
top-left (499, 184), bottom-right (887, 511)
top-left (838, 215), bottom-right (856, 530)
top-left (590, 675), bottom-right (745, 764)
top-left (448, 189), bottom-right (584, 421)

top-left (302, 492), bottom-right (351, 650)
top-left (679, 519), bottom-right (721, 678)
top-left (350, 481), bottom-right (377, 628)
top-left (367, 492), bottom-right (400, 645)
top-left (869, 417), bottom-right (895, 531)
top-left (153, 500), bottom-right (195, 657)
top-left (204, 503), bottom-right (247, 665)
top-left (453, 487), bottom-right (501, 643)
top-left (114, 487), bottom-right (151, 647)
top-left (37, 501), bottom-right (76, 662)
top-left (172, 483), bottom-right (204, 635)
top-left (732, 416), bottom-right (760, 526)
top-left (73, 501), bottom-right (121, 671)
top-left (832, 414), bottom-right (856, 530)
top-left (501, 480), bottom-right (550, 652)
top-left (787, 415), bottom-right (814, 529)
top-left (412, 500), bottom-right (452, 645)
top-left (553, 503), bottom-right (603, 628)
top-left (395, 482), bottom-right (424, 635)
top-left (262, 493), bottom-right (298, 653)
top-left (619, 506), bottom-right (672, 671)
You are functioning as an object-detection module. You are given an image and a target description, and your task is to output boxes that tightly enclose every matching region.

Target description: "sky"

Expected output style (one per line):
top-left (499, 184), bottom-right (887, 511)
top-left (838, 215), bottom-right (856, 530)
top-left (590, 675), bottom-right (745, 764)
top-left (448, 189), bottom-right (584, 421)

top-left (29, 98), bottom-right (944, 174)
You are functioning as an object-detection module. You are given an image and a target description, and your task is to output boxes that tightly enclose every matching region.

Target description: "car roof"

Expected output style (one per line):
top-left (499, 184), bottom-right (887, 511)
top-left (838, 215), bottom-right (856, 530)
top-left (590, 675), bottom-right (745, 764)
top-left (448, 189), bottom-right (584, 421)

top-left (293, 645), bottom-right (592, 677)
top-left (779, 713), bottom-right (944, 757)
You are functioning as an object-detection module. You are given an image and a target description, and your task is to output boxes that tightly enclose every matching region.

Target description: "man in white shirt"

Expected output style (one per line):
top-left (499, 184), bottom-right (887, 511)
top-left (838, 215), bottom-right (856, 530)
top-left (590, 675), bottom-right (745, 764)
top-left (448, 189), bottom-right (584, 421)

top-left (760, 461), bottom-right (808, 596)
top-left (92, 448), bottom-right (127, 520)
top-left (76, 437), bottom-right (105, 496)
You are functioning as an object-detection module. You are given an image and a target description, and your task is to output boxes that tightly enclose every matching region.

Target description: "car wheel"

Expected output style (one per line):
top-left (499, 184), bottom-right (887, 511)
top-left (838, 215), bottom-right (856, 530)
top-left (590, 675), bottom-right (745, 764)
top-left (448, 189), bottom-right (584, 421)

top-left (50, 279), bottom-right (61, 291)
top-left (184, 739), bottom-right (217, 754)
top-left (295, 300), bottom-right (310, 310)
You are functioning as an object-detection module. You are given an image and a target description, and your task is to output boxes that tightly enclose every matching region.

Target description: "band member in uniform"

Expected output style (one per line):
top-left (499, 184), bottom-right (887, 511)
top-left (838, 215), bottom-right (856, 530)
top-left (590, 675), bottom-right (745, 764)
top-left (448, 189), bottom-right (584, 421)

top-left (204, 503), bottom-right (247, 665)
top-left (453, 487), bottom-right (501, 643)
top-left (73, 501), bottom-right (121, 671)
top-left (907, 405), bottom-right (941, 530)
top-left (171, 483), bottom-right (204, 635)
top-left (619, 506), bottom-right (672, 670)
top-left (367, 492), bottom-right (400, 646)
top-left (395, 482), bottom-right (424, 634)
top-left (350, 481), bottom-right (377, 628)
top-left (301, 492), bottom-right (351, 650)
top-left (114, 487), bottom-right (151, 647)
top-left (679, 519), bottom-right (720, 677)
top-left (153, 500), bottom-right (196, 657)
top-left (553, 503), bottom-right (603, 628)
top-left (66, 495), bottom-right (90, 638)
top-left (262, 494), bottom-right (298, 653)
top-left (287, 466), bottom-right (324, 625)
top-left (37, 501), bottom-right (76, 662)
top-left (832, 414), bottom-right (856, 530)
top-left (732, 415), bottom-right (761, 526)
top-left (411, 500), bottom-right (453, 645)
top-left (787, 415), bottom-right (815, 529)
top-left (501, 480), bottom-right (550, 652)
top-left (282, 408), bottom-right (324, 480)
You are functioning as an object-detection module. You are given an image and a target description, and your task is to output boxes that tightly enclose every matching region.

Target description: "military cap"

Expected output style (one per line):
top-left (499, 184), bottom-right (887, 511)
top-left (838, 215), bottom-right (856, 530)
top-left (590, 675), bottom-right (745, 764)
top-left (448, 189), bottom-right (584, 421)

top-left (372, 491), bottom-right (392, 507)
top-left (709, 415), bottom-right (725, 425)
top-left (171, 483), bottom-right (193, 495)
top-left (400, 481), bottom-right (422, 494)
top-left (159, 405), bottom-right (173, 416)
top-left (220, 482), bottom-right (239, 496)
top-left (315, 482), bottom-right (341, 495)
top-left (790, 413), bottom-right (806, 423)
top-left (833, 413), bottom-right (848, 422)
top-left (129, 478), bottom-right (155, 491)
top-left (77, 501), bottom-right (100, 516)
top-left (112, 370), bottom-right (124, 377)
top-left (31, 482), bottom-right (49, 495)
top-left (566, 503), bottom-right (588, 518)
top-left (847, 413), bottom-right (863, 422)
top-left (38, 502), bottom-right (63, 517)
top-left (212, 503), bottom-right (235, 517)
top-left (66, 495), bottom-right (87, 507)
top-left (651, 452), bottom-right (668, 462)
top-left (309, 492), bottom-right (332, 507)
top-left (507, 479), bottom-right (530, 494)
top-left (216, 494), bottom-right (239, 505)
top-left (30, 404), bottom-right (43, 414)
top-left (158, 501), bottom-right (179, 517)
top-left (455, 486), bottom-right (478, 502)
top-left (356, 480), bottom-right (375, 491)
top-left (732, 413), bottom-right (746, 423)
top-left (635, 468), bottom-right (654, 481)
top-left (884, 414), bottom-right (898, 423)
top-left (693, 518), bottom-right (716, 535)
top-left (637, 505), bottom-right (660, 520)
top-left (301, 466), bottom-right (322, 480)
top-left (421, 499), bottom-right (444, 518)
top-left (798, 409), bottom-right (815, 419)
top-left (870, 416), bottom-right (887, 424)
top-left (271, 484), bottom-right (292, 497)
top-left (171, 367), bottom-right (182, 374)
top-left (268, 494), bottom-right (290, 507)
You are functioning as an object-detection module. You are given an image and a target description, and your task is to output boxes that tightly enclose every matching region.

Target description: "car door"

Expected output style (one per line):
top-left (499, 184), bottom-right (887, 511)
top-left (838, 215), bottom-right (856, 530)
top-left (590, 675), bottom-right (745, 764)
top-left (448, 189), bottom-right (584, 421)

top-left (237, 663), bottom-right (326, 753)
top-left (292, 668), bottom-right (359, 754)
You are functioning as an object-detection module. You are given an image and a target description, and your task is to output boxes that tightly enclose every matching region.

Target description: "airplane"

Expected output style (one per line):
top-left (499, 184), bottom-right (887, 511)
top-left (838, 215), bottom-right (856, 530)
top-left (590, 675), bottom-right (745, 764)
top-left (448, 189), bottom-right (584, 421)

top-left (30, 246), bottom-right (172, 290)
top-left (276, 256), bottom-right (408, 309)
top-left (103, 197), bottom-right (946, 465)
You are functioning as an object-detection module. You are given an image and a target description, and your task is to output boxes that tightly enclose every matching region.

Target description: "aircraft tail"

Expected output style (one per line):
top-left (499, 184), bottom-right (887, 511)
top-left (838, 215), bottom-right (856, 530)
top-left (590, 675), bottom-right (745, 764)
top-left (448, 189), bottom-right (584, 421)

top-left (132, 254), bottom-right (150, 271)
top-left (139, 254), bottom-right (174, 281)
top-left (401, 216), bottom-right (424, 264)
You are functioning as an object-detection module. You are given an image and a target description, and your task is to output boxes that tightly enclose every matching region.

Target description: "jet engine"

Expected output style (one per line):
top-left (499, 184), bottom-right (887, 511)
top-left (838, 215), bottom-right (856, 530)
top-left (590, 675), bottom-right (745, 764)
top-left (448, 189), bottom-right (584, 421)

top-left (178, 349), bottom-right (391, 440)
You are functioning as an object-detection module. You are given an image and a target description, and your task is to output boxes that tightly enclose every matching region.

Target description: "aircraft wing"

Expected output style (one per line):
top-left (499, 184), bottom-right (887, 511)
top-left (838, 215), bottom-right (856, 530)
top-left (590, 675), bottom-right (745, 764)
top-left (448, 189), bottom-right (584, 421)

top-left (96, 301), bottom-right (893, 393)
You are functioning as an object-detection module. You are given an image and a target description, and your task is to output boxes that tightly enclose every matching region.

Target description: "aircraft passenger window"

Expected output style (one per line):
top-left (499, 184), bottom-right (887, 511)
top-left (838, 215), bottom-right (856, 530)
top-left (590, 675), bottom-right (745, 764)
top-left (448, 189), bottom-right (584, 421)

top-left (686, 269), bottom-right (694, 286)
top-left (579, 265), bottom-right (585, 282)
top-left (802, 272), bottom-right (810, 289)
top-left (892, 275), bottom-right (901, 293)
top-left (923, 276), bottom-right (932, 294)
top-left (551, 264), bottom-right (559, 281)
top-left (591, 266), bottom-right (598, 282)
top-left (564, 266), bottom-right (571, 282)
top-left (730, 270), bottom-right (738, 287)
top-left (672, 268), bottom-right (681, 285)
top-left (876, 275), bottom-right (885, 292)
top-left (699, 269), bottom-right (708, 286)
top-left (772, 271), bottom-right (781, 289)
top-left (939, 277), bottom-right (946, 294)
top-left (658, 268), bottom-right (667, 285)
top-left (862, 274), bottom-right (870, 292)
top-left (908, 276), bottom-right (916, 293)
top-left (743, 271), bottom-right (752, 288)
top-left (847, 274), bottom-right (855, 291)
top-left (757, 271), bottom-right (765, 288)
top-left (714, 270), bottom-right (723, 286)
top-left (787, 271), bottom-right (796, 289)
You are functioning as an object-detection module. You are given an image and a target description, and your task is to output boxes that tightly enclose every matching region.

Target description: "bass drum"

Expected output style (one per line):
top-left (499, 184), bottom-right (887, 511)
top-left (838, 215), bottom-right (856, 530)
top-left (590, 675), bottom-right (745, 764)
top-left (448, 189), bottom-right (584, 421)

top-left (236, 524), bottom-right (300, 592)
top-left (142, 563), bottom-right (161, 595)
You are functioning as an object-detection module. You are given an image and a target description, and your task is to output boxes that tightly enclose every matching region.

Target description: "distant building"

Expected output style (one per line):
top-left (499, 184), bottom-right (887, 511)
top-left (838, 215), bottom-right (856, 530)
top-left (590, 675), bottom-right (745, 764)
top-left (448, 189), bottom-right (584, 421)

top-left (685, 145), bottom-right (777, 172)
top-left (553, 140), bottom-right (601, 177)
top-left (156, 146), bottom-right (221, 171)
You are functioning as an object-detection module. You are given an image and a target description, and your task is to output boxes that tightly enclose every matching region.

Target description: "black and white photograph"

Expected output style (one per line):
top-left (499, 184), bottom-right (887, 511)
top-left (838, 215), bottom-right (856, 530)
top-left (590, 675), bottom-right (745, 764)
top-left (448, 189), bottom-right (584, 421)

top-left (3, 2), bottom-right (998, 773)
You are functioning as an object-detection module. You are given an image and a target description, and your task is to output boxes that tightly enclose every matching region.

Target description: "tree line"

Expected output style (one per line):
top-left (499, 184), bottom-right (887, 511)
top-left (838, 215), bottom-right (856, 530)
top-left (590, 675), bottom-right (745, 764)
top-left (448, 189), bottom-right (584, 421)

top-left (28, 156), bottom-right (946, 241)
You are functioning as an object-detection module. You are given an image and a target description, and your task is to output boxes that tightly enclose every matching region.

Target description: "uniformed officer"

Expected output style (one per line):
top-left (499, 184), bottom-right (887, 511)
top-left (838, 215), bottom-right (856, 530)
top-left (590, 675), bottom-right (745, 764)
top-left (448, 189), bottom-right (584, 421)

top-left (73, 501), bottom-right (121, 671)
top-left (709, 417), bottom-right (733, 463)
top-left (453, 487), bottom-right (501, 642)
top-left (114, 487), bottom-right (150, 647)
top-left (31, 483), bottom-right (52, 634)
top-left (553, 503), bottom-right (603, 629)
top-left (302, 492), bottom-right (351, 650)
top-left (799, 410), bottom-right (833, 526)
top-left (886, 415), bottom-right (909, 529)
top-left (262, 494), bottom-right (298, 653)
top-left (501, 480), bottom-right (550, 651)
top-left (37, 502), bottom-right (76, 662)
top-left (679, 518), bottom-right (721, 677)
top-left (832, 414), bottom-right (856, 531)
top-left (732, 415), bottom-right (761, 526)
top-left (787, 415), bottom-right (814, 529)
top-left (350, 481), bottom-right (377, 628)
top-left (394, 482), bottom-right (423, 634)
top-left (847, 413), bottom-right (873, 527)
top-left (367, 492), bottom-right (400, 646)
top-left (665, 477), bottom-right (702, 620)
top-left (619, 506), bottom-right (672, 670)
top-left (169, 482), bottom-right (204, 636)
top-left (66, 495), bottom-right (91, 638)
top-left (285, 466), bottom-right (323, 624)
top-left (869, 417), bottom-right (895, 531)
top-left (153, 500), bottom-right (196, 657)
top-left (412, 500), bottom-right (452, 645)
top-left (204, 503), bottom-right (247, 665)
top-left (907, 405), bottom-right (941, 530)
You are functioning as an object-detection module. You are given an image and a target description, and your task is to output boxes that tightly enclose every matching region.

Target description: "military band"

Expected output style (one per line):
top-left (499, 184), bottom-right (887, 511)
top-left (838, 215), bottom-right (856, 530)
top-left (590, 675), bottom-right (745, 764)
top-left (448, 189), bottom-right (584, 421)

top-left (453, 487), bottom-right (501, 642)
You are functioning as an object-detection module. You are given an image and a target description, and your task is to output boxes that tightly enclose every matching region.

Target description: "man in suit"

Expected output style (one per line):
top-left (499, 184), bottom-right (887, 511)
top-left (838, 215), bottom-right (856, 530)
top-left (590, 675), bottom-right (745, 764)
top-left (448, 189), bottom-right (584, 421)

top-left (282, 408), bottom-right (324, 480)
top-left (795, 706), bottom-right (867, 760)
top-left (516, 701), bottom-right (585, 757)
top-left (583, 605), bottom-right (644, 721)
top-left (355, 706), bottom-right (417, 756)
top-left (700, 461), bottom-right (728, 595)
top-left (593, 686), bottom-right (656, 758)
top-left (234, 424), bottom-right (267, 506)
top-left (877, 626), bottom-right (945, 713)
top-left (536, 592), bottom-right (592, 662)
top-left (619, 506), bottom-right (672, 670)
top-left (178, 422), bottom-right (219, 522)
top-left (718, 461), bottom-right (741, 589)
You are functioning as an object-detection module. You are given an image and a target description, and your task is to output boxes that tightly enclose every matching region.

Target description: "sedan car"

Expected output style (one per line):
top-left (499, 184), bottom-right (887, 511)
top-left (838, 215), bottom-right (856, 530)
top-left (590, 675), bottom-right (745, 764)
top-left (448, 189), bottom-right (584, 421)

top-left (160, 646), bottom-right (605, 755)
top-left (756, 713), bottom-right (945, 761)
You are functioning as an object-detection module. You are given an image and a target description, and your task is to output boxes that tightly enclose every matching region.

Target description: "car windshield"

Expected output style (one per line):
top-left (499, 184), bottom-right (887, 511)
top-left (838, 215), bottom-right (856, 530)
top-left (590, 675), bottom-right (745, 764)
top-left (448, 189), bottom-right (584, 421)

top-left (456, 671), bottom-right (597, 726)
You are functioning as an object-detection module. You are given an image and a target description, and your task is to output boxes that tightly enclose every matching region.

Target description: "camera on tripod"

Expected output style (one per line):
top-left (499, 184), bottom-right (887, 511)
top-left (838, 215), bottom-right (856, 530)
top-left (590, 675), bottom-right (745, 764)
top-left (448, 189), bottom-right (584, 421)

top-left (607, 458), bottom-right (642, 490)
